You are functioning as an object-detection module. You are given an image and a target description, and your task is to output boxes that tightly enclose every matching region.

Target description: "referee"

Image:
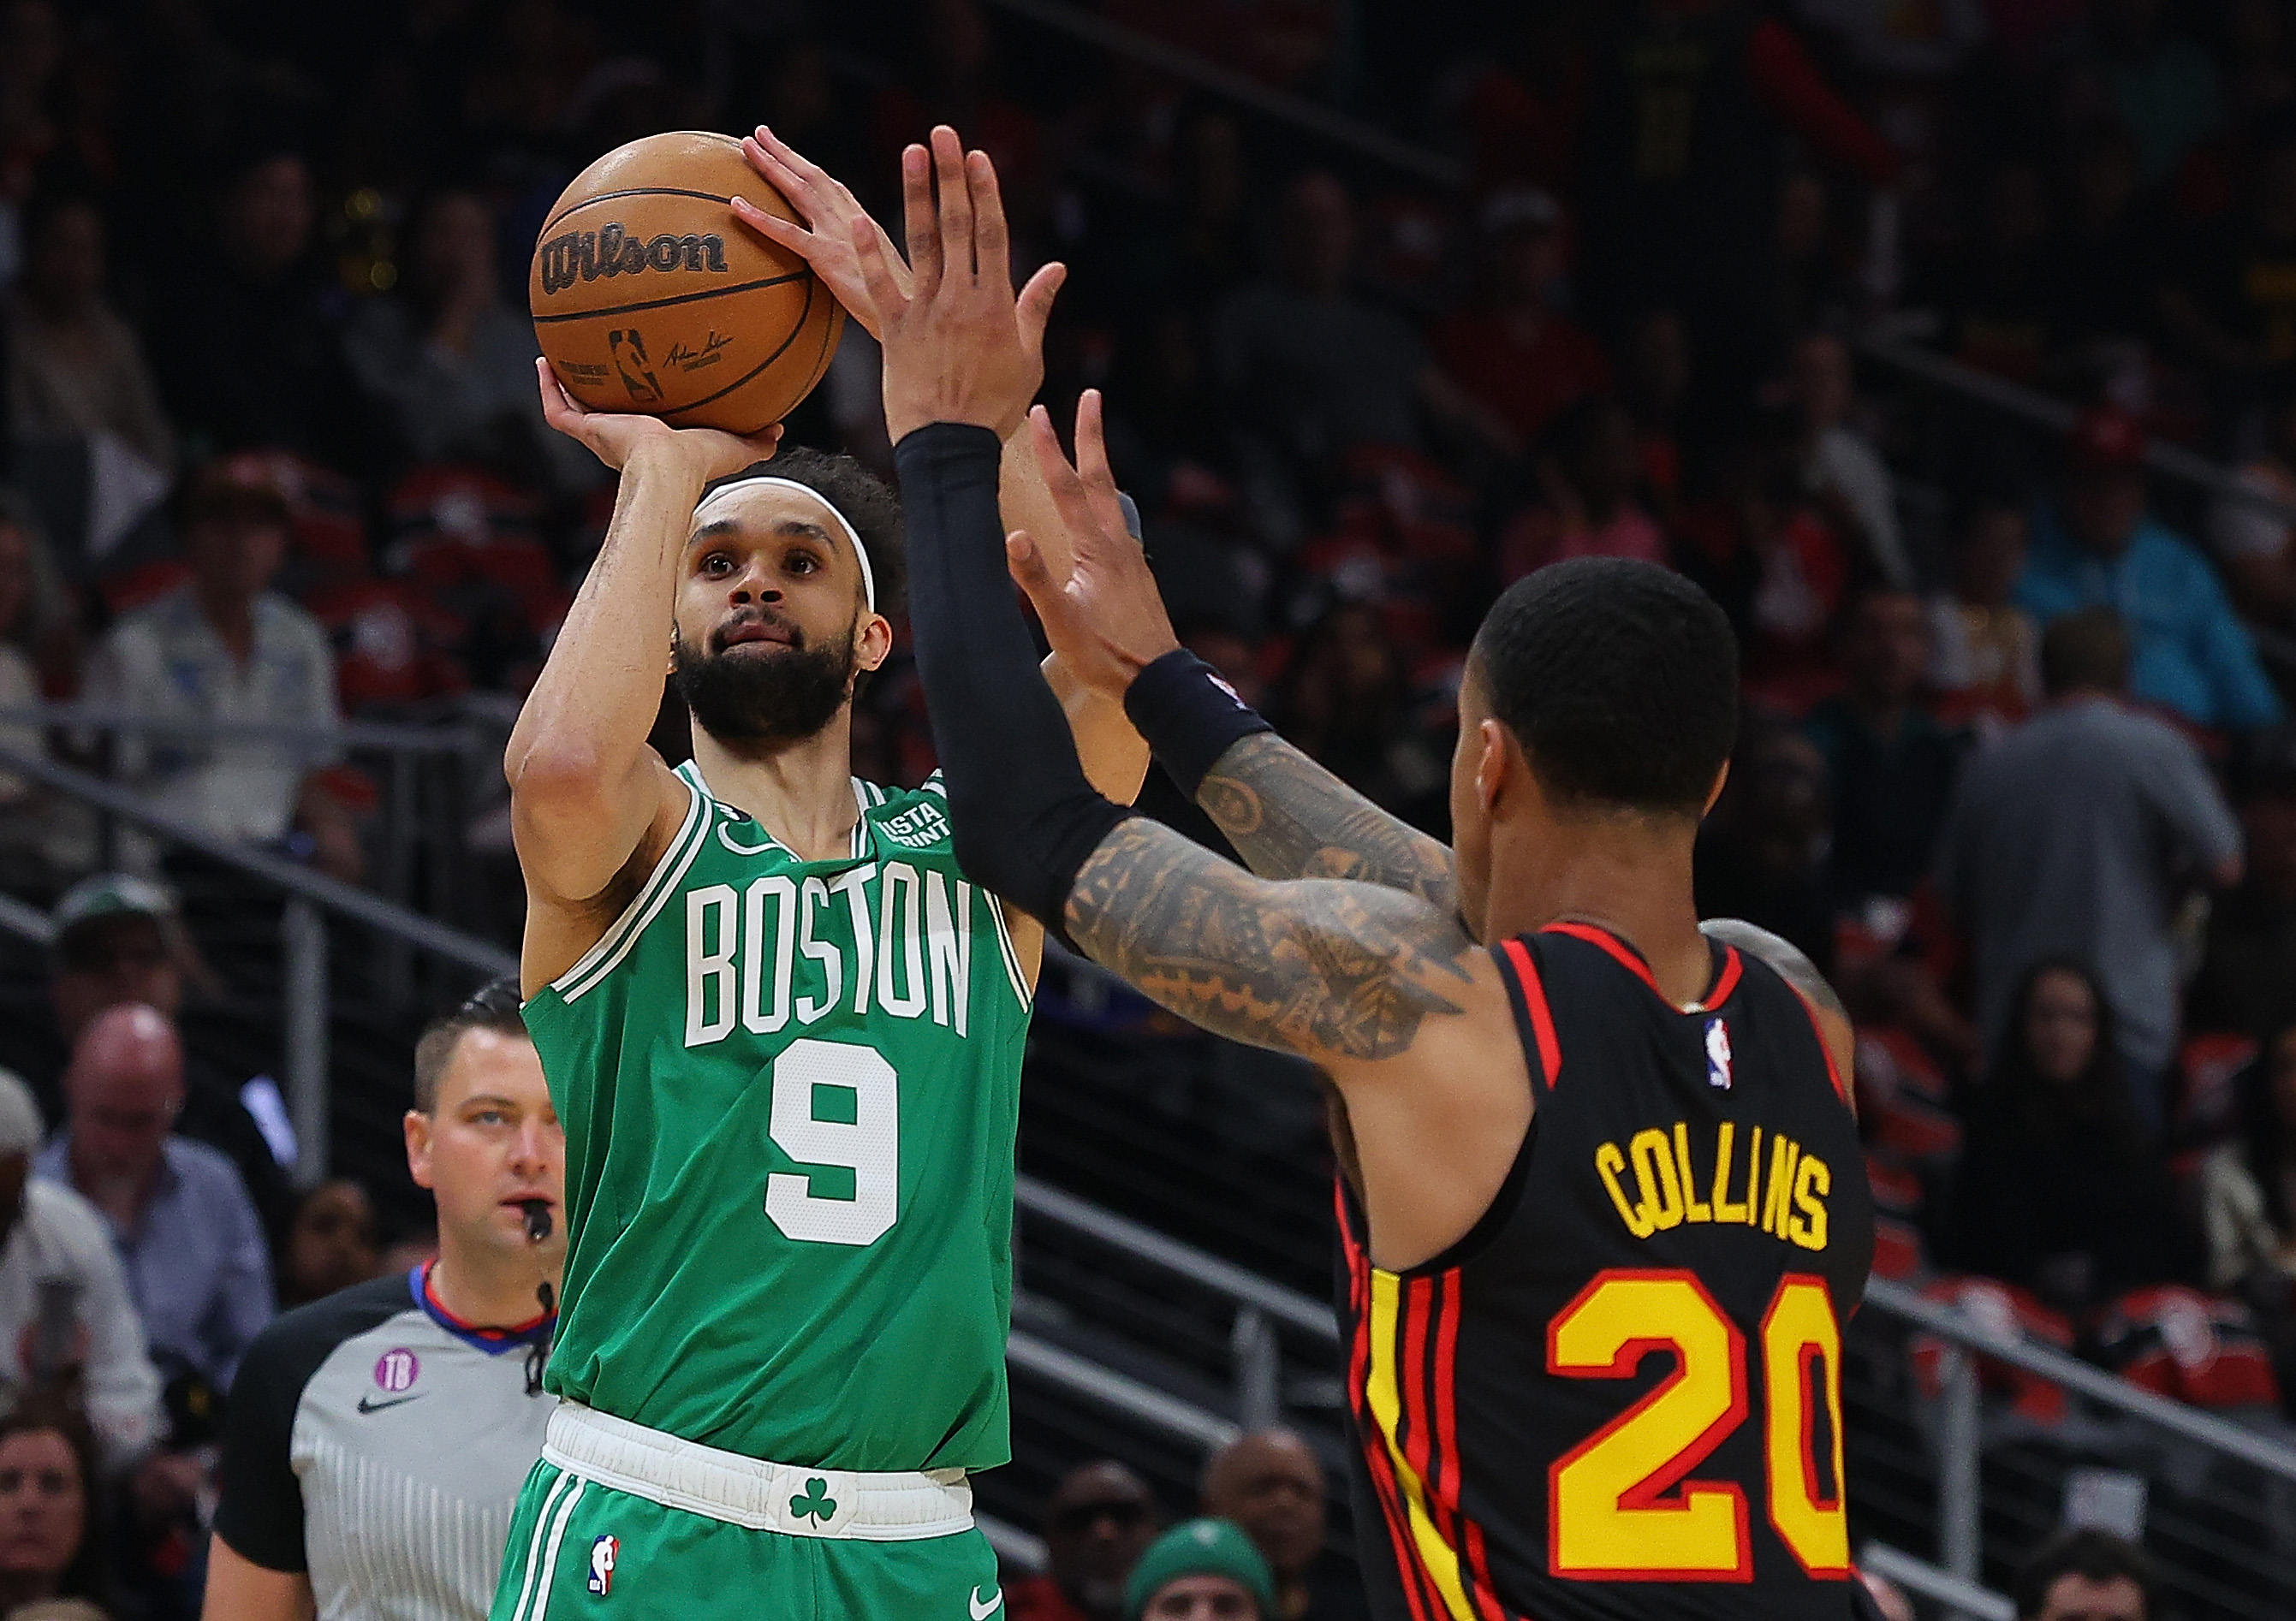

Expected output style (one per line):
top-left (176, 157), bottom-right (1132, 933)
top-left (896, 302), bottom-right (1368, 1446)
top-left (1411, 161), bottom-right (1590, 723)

top-left (202, 982), bottom-right (564, 1620)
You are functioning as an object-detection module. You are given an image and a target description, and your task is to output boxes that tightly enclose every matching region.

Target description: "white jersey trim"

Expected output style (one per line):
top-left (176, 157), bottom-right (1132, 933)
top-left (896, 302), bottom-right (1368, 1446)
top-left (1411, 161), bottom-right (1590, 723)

top-left (553, 770), bottom-right (711, 1004)
top-left (987, 890), bottom-right (1032, 1011)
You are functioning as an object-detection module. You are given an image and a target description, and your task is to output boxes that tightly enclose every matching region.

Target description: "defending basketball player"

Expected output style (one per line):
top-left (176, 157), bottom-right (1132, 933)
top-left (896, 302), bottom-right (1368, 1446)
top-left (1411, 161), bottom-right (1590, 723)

top-left (492, 128), bottom-right (1142, 1619)
top-left (874, 145), bottom-right (1877, 1620)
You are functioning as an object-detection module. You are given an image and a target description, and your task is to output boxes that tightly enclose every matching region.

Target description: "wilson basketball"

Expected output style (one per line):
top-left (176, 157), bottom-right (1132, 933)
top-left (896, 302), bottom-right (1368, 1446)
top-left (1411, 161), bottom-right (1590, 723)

top-left (529, 131), bottom-right (845, 433)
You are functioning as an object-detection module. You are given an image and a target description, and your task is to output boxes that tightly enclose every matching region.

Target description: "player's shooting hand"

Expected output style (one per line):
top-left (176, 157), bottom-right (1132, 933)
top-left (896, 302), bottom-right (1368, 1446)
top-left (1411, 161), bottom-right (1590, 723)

top-left (859, 126), bottom-right (1063, 442)
top-left (1007, 391), bottom-right (1180, 700)
top-left (733, 125), bottom-right (912, 342)
top-left (534, 359), bottom-right (782, 479)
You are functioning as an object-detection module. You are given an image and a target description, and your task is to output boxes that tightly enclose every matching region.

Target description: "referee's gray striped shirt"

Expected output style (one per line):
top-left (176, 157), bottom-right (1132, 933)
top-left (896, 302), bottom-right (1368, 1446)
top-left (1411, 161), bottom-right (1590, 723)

top-left (214, 1268), bottom-right (556, 1621)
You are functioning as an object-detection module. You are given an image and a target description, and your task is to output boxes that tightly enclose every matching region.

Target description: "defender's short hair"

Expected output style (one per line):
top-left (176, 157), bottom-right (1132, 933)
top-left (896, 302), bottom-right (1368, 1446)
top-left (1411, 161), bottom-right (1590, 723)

top-left (702, 448), bottom-right (907, 615)
top-left (412, 977), bottom-right (529, 1113)
top-left (1472, 559), bottom-right (1739, 816)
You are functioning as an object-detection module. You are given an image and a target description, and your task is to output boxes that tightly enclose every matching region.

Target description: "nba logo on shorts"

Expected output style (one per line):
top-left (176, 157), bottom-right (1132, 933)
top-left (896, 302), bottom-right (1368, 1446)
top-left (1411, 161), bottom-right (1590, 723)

top-left (588, 1535), bottom-right (618, 1597)
top-left (1704, 1017), bottom-right (1733, 1090)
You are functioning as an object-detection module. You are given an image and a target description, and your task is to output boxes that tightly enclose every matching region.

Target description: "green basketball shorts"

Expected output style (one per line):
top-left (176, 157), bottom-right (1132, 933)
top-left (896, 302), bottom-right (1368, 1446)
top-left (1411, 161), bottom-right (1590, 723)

top-left (491, 1405), bottom-right (1005, 1621)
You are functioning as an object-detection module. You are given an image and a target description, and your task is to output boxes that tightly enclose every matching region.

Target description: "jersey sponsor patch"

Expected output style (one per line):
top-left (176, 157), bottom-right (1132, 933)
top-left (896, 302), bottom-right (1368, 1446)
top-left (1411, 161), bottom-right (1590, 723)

top-left (588, 1534), bottom-right (618, 1596)
top-left (877, 799), bottom-right (952, 850)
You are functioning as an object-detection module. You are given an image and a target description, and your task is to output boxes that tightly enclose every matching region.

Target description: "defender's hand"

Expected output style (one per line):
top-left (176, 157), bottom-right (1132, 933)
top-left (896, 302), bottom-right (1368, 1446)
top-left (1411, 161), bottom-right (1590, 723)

top-left (1006, 391), bottom-right (1180, 700)
top-left (731, 124), bottom-right (912, 342)
top-left (860, 127), bottom-right (1063, 442)
top-left (536, 359), bottom-right (782, 478)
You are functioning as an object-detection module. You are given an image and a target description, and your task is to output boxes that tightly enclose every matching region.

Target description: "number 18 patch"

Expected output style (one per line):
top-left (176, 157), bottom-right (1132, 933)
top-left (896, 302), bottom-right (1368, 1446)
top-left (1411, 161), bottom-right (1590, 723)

top-left (588, 1535), bottom-right (618, 1597)
top-left (1704, 1017), bottom-right (1733, 1090)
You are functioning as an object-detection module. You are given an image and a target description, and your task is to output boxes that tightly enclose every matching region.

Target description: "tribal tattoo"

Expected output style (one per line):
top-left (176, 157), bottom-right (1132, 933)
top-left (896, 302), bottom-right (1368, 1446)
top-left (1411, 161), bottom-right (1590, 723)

top-left (1063, 816), bottom-right (1476, 1064)
top-left (1196, 733), bottom-right (1459, 910)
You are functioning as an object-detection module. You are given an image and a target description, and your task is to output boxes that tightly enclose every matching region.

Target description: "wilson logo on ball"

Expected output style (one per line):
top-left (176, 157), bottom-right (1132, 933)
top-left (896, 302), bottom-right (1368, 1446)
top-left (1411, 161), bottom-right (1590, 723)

top-left (536, 223), bottom-right (729, 295)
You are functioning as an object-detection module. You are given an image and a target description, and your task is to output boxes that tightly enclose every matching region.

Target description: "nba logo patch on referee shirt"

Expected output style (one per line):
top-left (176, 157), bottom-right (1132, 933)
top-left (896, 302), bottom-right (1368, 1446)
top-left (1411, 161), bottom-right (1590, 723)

top-left (588, 1535), bottom-right (618, 1596)
top-left (1704, 1017), bottom-right (1733, 1090)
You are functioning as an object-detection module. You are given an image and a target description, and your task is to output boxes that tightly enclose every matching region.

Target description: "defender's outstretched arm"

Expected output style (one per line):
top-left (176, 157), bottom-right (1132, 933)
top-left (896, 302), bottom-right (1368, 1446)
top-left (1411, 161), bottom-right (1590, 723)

top-left (1002, 393), bottom-right (1454, 907)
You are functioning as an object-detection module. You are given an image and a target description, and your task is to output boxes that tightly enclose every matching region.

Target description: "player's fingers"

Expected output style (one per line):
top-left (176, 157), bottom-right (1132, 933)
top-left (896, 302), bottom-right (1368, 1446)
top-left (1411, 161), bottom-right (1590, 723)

top-left (1072, 389), bottom-right (1132, 537)
top-left (850, 217), bottom-right (908, 320)
top-left (931, 126), bottom-right (974, 281)
top-left (752, 123), bottom-right (828, 186)
top-left (1030, 405), bottom-right (1103, 543)
top-left (1014, 261), bottom-right (1066, 362)
top-left (900, 144), bottom-right (941, 296)
top-left (968, 150), bottom-right (1010, 294)
top-left (730, 196), bottom-right (812, 252)
top-left (535, 359), bottom-right (580, 426)
top-left (1005, 531), bottom-right (1063, 609)
top-left (739, 137), bottom-right (810, 208)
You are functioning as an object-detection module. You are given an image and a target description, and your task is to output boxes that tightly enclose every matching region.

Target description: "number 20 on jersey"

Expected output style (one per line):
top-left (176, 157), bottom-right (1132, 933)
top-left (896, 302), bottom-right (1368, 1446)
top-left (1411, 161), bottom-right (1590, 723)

top-left (1548, 1268), bottom-right (1847, 1582)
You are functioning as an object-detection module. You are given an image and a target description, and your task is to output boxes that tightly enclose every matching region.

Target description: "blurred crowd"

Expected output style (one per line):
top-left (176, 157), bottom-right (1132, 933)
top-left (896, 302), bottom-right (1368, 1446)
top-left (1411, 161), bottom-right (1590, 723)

top-left (12, 0), bottom-right (2296, 1611)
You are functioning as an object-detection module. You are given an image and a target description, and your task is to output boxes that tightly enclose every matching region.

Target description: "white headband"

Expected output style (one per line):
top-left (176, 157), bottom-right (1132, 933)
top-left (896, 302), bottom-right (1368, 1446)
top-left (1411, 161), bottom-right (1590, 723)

top-left (692, 475), bottom-right (877, 614)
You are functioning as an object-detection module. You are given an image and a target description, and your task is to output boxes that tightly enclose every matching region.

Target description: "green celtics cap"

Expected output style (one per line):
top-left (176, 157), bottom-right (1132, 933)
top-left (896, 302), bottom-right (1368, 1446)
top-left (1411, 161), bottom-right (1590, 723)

top-left (1124, 1519), bottom-right (1276, 1620)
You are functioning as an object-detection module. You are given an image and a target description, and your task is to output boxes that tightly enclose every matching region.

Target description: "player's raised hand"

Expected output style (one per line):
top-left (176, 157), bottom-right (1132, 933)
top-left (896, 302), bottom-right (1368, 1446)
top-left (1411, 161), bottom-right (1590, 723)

top-left (731, 125), bottom-right (913, 341)
top-left (1007, 391), bottom-right (1180, 700)
top-left (860, 126), bottom-right (1063, 442)
top-left (534, 359), bottom-right (782, 478)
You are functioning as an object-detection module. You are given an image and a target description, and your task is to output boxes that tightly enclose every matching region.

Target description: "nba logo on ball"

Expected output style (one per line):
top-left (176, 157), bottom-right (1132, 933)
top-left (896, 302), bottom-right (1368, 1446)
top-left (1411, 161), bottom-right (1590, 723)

top-left (588, 1535), bottom-right (618, 1597)
top-left (1704, 1018), bottom-right (1733, 1090)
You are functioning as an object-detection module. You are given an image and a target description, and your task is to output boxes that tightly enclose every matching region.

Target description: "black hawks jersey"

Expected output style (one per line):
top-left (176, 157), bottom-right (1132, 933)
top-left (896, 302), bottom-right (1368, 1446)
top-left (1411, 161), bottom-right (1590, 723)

top-left (1337, 923), bottom-right (1874, 1621)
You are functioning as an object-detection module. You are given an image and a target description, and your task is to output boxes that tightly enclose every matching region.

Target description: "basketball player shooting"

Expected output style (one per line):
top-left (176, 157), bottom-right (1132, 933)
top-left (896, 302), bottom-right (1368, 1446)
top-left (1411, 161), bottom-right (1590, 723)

top-left (492, 127), bottom-right (1141, 1620)
top-left (875, 144), bottom-right (1881, 1621)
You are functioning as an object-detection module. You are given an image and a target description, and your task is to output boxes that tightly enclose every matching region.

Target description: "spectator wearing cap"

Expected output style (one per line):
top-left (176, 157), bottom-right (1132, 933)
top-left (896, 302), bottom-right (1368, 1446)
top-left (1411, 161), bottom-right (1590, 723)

top-left (2017, 405), bottom-right (2282, 732)
top-left (2191, 727), bottom-right (2296, 1035)
top-left (1200, 1431), bottom-right (1365, 1621)
top-left (1428, 188), bottom-right (1612, 458)
top-left (35, 1003), bottom-right (272, 1396)
top-left (0, 1067), bottom-right (163, 1474)
top-left (1127, 1520), bottom-right (1276, 1621)
top-left (2013, 1527), bottom-right (2156, 1621)
top-left (1936, 608), bottom-right (2245, 1128)
top-left (80, 460), bottom-right (363, 882)
top-left (1010, 1461), bottom-right (1162, 1621)
top-left (40, 874), bottom-right (296, 1246)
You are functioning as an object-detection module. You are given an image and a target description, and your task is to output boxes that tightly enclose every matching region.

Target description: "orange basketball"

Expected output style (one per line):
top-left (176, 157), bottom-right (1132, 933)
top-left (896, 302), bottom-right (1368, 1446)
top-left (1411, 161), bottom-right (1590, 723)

top-left (529, 131), bottom-right (846, 434)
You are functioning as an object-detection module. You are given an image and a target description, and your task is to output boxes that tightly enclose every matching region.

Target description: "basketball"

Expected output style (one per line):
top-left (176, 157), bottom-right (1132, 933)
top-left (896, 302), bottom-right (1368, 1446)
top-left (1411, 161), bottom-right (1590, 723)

top-left (529, 130), bottom-right (846, 434)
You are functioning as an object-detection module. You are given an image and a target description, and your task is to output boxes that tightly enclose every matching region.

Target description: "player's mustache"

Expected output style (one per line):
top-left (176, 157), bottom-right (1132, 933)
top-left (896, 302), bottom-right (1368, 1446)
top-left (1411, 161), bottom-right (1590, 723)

top-left (711, 609), bottom-right (804, 654)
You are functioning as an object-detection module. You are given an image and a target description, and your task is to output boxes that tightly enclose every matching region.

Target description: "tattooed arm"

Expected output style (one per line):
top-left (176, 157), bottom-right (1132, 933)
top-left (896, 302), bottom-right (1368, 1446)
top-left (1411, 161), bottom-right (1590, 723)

top-left (1195, 733), bottom-right (1459, 910)
top-left (1064, 815), bottom-right (1477, 1063)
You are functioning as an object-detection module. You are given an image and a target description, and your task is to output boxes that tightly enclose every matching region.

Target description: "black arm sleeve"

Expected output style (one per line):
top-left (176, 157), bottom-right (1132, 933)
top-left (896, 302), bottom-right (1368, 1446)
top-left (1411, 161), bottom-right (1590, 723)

top-left (894, 423), bottom-right (1133, 933)
top-left (211, 1317), bottom-right (312, 1571)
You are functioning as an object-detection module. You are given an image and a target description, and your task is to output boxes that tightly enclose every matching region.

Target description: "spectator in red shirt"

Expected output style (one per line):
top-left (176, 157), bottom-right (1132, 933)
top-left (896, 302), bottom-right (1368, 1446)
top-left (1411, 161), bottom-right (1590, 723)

top-left (1429, 188), bottom-right (1610, 458)
top-left (1008, 1461), bottom-right (1163, 1621)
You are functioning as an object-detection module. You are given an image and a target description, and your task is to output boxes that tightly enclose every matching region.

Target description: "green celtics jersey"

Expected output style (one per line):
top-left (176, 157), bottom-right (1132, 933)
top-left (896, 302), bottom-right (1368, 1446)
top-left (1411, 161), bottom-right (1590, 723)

top-left (521, 761), bottom-right (1034, 1471)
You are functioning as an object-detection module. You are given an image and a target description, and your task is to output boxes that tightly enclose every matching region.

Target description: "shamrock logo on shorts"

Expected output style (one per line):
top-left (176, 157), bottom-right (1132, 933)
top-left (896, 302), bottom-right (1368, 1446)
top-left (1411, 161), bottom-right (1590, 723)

top-left (790, 1477), bottom-right (837, 1524)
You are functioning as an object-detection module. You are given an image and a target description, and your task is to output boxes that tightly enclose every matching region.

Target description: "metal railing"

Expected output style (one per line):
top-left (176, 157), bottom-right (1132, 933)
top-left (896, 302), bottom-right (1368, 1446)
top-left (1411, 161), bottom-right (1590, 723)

top-left (1860, 1542), bottom-right (2014, 1621)
top-left (1017, 1173), bottom-right (1335, 1431)
top-left (0, 744), bottom-right (515, 1185)
top-left (3, 703), bottom-right (503, 952)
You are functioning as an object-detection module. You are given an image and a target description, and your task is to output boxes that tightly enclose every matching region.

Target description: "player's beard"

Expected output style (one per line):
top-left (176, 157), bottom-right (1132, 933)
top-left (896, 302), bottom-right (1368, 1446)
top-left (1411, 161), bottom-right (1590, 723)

top-left (670, 615), bottom-right (857, 754)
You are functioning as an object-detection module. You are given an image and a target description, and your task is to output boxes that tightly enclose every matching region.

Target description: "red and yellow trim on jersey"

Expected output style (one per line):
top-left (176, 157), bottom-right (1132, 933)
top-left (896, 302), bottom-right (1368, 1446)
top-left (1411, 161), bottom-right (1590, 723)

top-left (1340, 1186), bottom-right (1519, 1621)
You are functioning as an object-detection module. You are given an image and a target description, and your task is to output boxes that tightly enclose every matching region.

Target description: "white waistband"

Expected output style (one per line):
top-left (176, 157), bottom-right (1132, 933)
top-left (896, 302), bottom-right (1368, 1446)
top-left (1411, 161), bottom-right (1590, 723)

top-left (540, 1404), bottom-right (974, 1541)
